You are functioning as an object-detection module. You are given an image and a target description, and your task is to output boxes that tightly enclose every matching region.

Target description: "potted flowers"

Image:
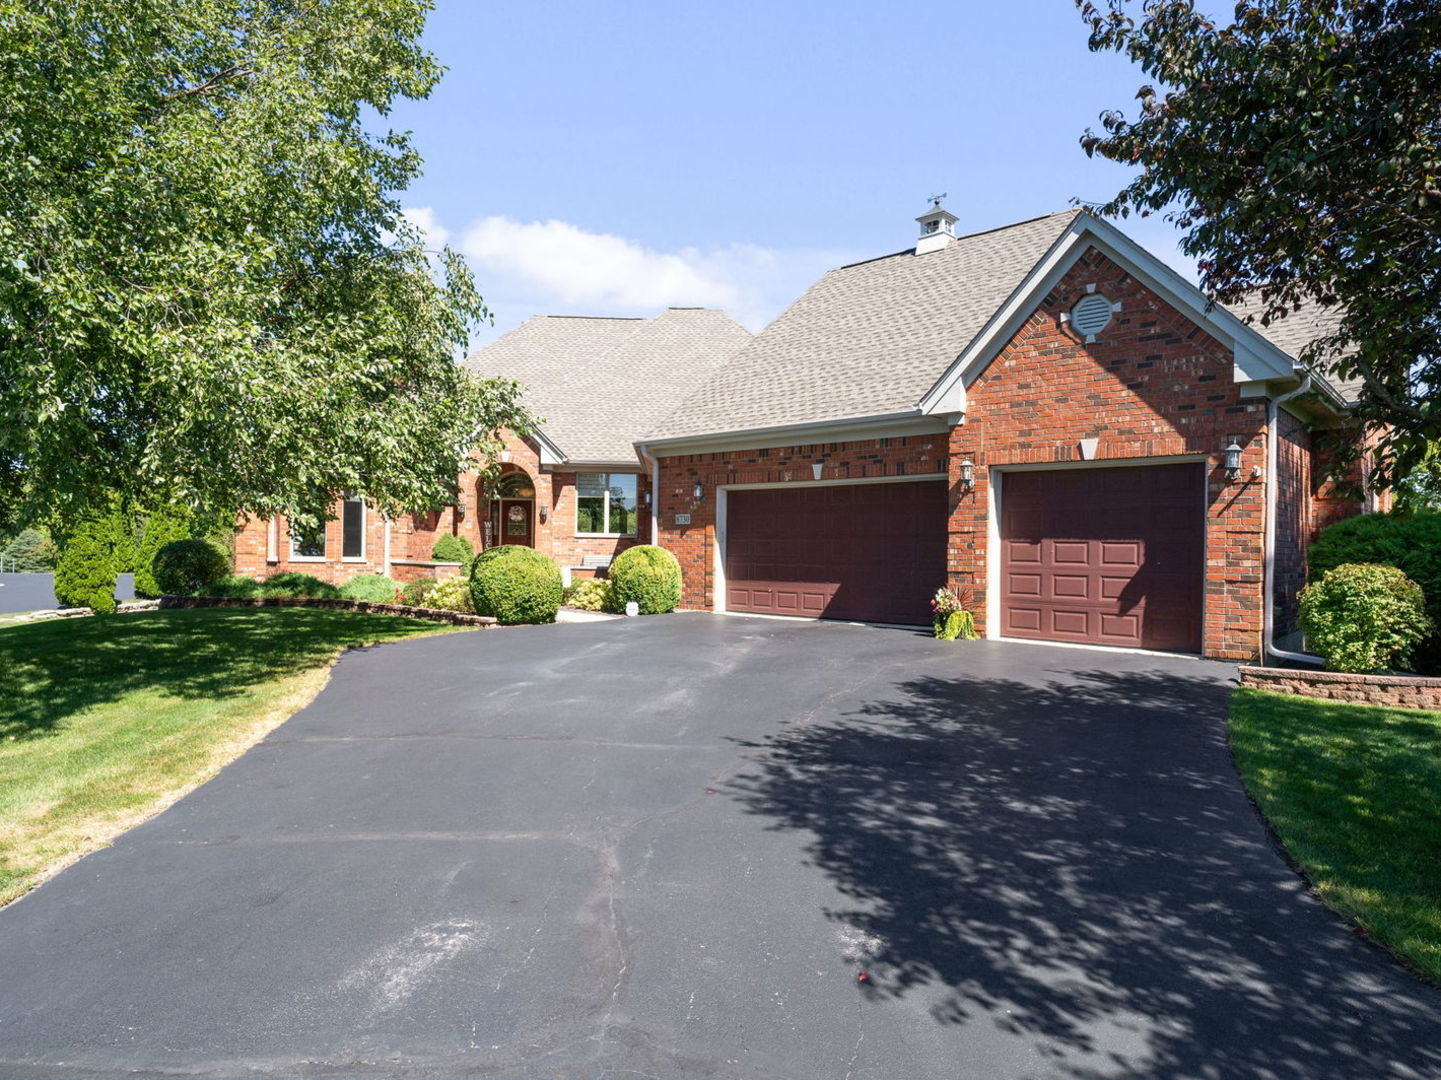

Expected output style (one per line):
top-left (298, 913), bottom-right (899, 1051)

top-left (930, 586), bottom-right (978, 641)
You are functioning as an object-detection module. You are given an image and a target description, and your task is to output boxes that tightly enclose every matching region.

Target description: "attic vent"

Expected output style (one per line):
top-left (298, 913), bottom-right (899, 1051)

top-left (1070, 293), bottom-right (1114, 337)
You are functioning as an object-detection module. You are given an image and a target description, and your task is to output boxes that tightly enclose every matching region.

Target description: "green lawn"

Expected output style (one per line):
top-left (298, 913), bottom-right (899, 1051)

top-left (0, 607), bottom-right (462, 905)
top-left (1229, 687), bottom-right (1441, 984)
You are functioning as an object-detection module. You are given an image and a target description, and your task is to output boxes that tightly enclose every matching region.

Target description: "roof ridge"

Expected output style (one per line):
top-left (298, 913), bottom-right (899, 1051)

top-left (837, 209), bottom-right (1083, 271)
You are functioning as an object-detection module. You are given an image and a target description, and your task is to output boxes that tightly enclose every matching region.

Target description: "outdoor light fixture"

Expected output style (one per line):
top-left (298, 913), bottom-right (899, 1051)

top-left (538, 504), bottom-right (548, 523)
top-left (641, 490), bottom-right (651, 508)
top-left (958, 457), bottom-right (975, 491)
top-left (1223, 441), bottom-right (1244, 480)
top-left (693, 480), bottom-right (705, 502)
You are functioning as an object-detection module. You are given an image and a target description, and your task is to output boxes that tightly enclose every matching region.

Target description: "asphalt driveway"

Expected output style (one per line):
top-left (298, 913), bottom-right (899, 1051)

top-left (1, 614), bottom-right (1438, 1079)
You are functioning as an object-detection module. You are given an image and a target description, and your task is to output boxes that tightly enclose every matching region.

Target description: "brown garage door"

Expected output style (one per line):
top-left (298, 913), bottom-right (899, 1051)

top-left (725, 480), bottom-right (947, 625)
top-left (1001, 464), bottom-right (1204, 652)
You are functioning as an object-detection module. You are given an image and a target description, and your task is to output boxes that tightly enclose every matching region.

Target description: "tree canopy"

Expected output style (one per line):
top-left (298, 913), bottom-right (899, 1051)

top-left (0, 0), bottom-right (530, 530)
top-left (1078, 0), bottom-right (1441, 489)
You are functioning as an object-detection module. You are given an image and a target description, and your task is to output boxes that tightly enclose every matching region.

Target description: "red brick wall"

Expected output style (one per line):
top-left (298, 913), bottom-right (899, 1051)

top-left (1274, 408), bottom-right (1312, 636)
top-left (952, 247), bottom-right (1269, 660)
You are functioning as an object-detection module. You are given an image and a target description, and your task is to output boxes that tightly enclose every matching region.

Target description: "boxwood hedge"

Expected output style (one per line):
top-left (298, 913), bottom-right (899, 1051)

top-left (605, 545), bottom-right (681, 615)
top-left (469, 545), bottom-right (562, 625)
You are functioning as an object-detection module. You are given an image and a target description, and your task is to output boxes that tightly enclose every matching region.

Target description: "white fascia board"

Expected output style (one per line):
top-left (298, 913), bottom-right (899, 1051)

top-left (532, 429), bottom-right (567, 466)
top-left (640, 410), bottom-right (949, 458)
top-left (563, 460), bottom-right (646, 472)
top-left (918, 214), bottom-right (1299, 415)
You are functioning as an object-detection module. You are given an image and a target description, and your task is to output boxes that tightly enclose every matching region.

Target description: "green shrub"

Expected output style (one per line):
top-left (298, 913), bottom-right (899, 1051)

top-left (934, 610), bottom-right (977, 641)
top-left (422, 576), bottom-right (473, 613)
top-left (54, 514), bottom-right (119, 613)
top-left (338, 573), bottom-right (402, 603)
top-left (469, 545), bottom-right (562, 625)
top-left (430, 534), bottom-right (474, 565)
top-left (132, 508), bottom-right (193, 597)
top-left (605, 545), bottom-right (681, 614)
top-left (1299, 563), bottom-right (1432, 673)
top-left (151, 538), bottom-right (230, 596)
top-left (260, 571), bottom-right (340, 598)
top-left (198, 574), bottom-right (264, 598)
top-left (401, 578), bottom-right (438, 607)
top-left (1308, 511), bottom-right (1441, 673)
top-left (564, 578), bottom-right (611, 612)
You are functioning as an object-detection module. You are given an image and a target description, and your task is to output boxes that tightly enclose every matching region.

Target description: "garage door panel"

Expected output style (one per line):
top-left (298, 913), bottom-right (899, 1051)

top-left (725, 480), bottom-right (947, 625)
top-left (1001, 464), bottom-right (1204, 653)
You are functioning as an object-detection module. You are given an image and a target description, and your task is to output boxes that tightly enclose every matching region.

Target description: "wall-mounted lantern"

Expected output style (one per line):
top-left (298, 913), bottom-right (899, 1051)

top-left (1223, 442), bottom-right (1244, 481)
top-left (538, 503), bottom-right (549, 523)
top-left (958, 458), bottom-right (975, 491)
top-left (692, 480), bottom-right (705, 502)
top-left (641, 490), bottom-right (652, 508)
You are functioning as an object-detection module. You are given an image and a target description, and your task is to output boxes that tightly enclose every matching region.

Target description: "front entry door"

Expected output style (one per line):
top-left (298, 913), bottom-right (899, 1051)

top-left (498, 499), bottom-right (534, 546)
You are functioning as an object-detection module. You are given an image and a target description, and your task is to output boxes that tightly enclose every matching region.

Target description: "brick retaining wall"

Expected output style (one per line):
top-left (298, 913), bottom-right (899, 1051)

top-left (1239, 666), bottom-right (1441, 710)
top-left (159, 595), bottom-right (497, 628)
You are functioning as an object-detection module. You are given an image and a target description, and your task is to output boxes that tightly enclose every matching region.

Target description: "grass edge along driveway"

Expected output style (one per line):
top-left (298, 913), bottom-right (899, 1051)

top-left (1230, 687), bottom-right (1441, 985)
top-left (0, 607), bottom-right (463, 905)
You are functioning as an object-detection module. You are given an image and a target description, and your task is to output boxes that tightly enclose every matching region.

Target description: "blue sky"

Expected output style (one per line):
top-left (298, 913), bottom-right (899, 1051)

top-left (387, 0), bottom-right (1195, 345)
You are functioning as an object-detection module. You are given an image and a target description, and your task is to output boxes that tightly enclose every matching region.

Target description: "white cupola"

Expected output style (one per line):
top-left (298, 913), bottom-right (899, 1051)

top-left (915, 194), bottom-right (958, 255)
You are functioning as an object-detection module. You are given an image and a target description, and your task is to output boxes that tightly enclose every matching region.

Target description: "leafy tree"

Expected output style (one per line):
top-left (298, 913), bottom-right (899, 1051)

top-left (0, 1), bottom-right (530, 532)
top-left (53, 513), bottom-right (119, 613)
top-left (0, 527), bottom-right (56, 572)
top-left (1078, 0), bottom-right (1441, 488)
top-left (1394, 443), bottom-right (1441, 512)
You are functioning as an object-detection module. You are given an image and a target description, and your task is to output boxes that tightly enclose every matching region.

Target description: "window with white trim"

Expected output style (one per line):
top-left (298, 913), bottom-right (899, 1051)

top-left (290, 519), bottom-right (326, 559)
top-left (576, 474), bottom-right (637, 536)
top-left (341, 495), bottom-right (365, 559)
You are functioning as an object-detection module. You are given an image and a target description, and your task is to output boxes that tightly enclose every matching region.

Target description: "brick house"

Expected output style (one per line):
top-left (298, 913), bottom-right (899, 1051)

top-left (637, 206), bottom-right (1375, 662)
top-left (233, 307), bottom-right (753, 586)
top-left (235, 205), bottom-right (1374, 663)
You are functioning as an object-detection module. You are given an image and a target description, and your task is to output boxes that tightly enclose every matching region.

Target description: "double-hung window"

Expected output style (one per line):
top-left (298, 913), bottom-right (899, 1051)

top-left (576, 474), bottom-right (637, 536)
top-left (341, 495), bottom-right (365, 560)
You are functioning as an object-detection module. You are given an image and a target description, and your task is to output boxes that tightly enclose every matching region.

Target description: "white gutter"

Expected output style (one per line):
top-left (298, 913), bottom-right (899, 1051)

top-left (1264, 376), bottom-right (1323, 665)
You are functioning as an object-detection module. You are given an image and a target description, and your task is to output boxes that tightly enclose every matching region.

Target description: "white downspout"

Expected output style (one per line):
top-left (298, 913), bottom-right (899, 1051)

top-left (382, 513), bottom-right (393, 578)
top-left (636, 444), bottom-right (660, 545)
top-left (1264, 376), bottom-right (1322, 665)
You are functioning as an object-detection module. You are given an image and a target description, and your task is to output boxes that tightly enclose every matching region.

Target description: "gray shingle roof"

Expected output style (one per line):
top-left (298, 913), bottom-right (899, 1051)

top-left (646, 210), bottom-right (1082, 440)
top-left (1222, 293), bottom-right (1362, 402)
top-left (463, 308), bottom-right (753, 464)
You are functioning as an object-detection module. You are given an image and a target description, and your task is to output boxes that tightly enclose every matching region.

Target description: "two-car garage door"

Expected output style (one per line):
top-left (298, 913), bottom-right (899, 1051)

top-left (720, 464), bottom-right (1205, 651)
top-left (724, 480), bottom-right (947, 626)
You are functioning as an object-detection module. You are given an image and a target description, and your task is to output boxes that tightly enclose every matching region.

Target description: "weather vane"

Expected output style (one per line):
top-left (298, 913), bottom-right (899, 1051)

top-left (929, 192), bottom-right (947, 209)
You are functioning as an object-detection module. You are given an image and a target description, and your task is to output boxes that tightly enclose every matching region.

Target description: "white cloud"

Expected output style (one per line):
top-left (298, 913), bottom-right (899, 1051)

top-left (449, 215), bottom-right (855, 336)
top-left (399, 206), bottom-right (451, 252)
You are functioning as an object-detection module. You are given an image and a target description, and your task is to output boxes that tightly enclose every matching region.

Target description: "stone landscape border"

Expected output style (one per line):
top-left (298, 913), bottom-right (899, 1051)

top-left (159, 594), bottom-right (497, 628)
top-left (1239, 665), bottom-right (1441, 711)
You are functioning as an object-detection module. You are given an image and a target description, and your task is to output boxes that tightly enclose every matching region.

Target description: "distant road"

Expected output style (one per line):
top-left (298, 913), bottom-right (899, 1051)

top-left (0, 573), bottom-right (136, 615)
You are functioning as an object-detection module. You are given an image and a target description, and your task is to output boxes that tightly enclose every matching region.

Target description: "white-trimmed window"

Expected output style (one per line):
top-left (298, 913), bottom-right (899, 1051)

top-left (290, 519), bottom-right (326, 560)
top-left (341, 495), bottom-right (365, 560)
top-left (576, 473), bottom-right (637, 536)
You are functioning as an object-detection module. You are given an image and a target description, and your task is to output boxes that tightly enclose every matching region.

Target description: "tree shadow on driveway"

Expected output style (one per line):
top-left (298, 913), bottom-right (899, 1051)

top-left (728, 666), bottom-right (1441, 1079)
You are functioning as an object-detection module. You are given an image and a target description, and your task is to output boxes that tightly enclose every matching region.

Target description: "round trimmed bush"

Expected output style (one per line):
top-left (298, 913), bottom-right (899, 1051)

top-left (1299, 563), bottom-right (1432, 673)
top-left (1308, 511), bottom-right (1441, 673)
top-left (54, 514), bottom-right (119, 613)
top-left (260, 571), bottom-right (340, 598)
top-left (469, 545), bottom-right (562, 625)
top-left (338, 573), bottom-right (402, 603)
top-left (152, 538), bottom-right (229, 596)
top-left (605, 545), bottom-right (681, 615)
top-left (430, 534), bottom-right (474, 565)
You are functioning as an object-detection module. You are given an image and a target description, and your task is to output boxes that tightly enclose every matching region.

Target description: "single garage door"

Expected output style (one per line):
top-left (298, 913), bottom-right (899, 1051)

top-left (725, 480), bottom-right (947, 625)
top-left (1000, 464), bottom-right (1204, 652)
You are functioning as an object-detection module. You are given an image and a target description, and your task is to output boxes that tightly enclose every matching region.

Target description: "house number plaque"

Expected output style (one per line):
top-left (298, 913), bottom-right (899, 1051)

top-left (673, 513), bottom-right (692, 525)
